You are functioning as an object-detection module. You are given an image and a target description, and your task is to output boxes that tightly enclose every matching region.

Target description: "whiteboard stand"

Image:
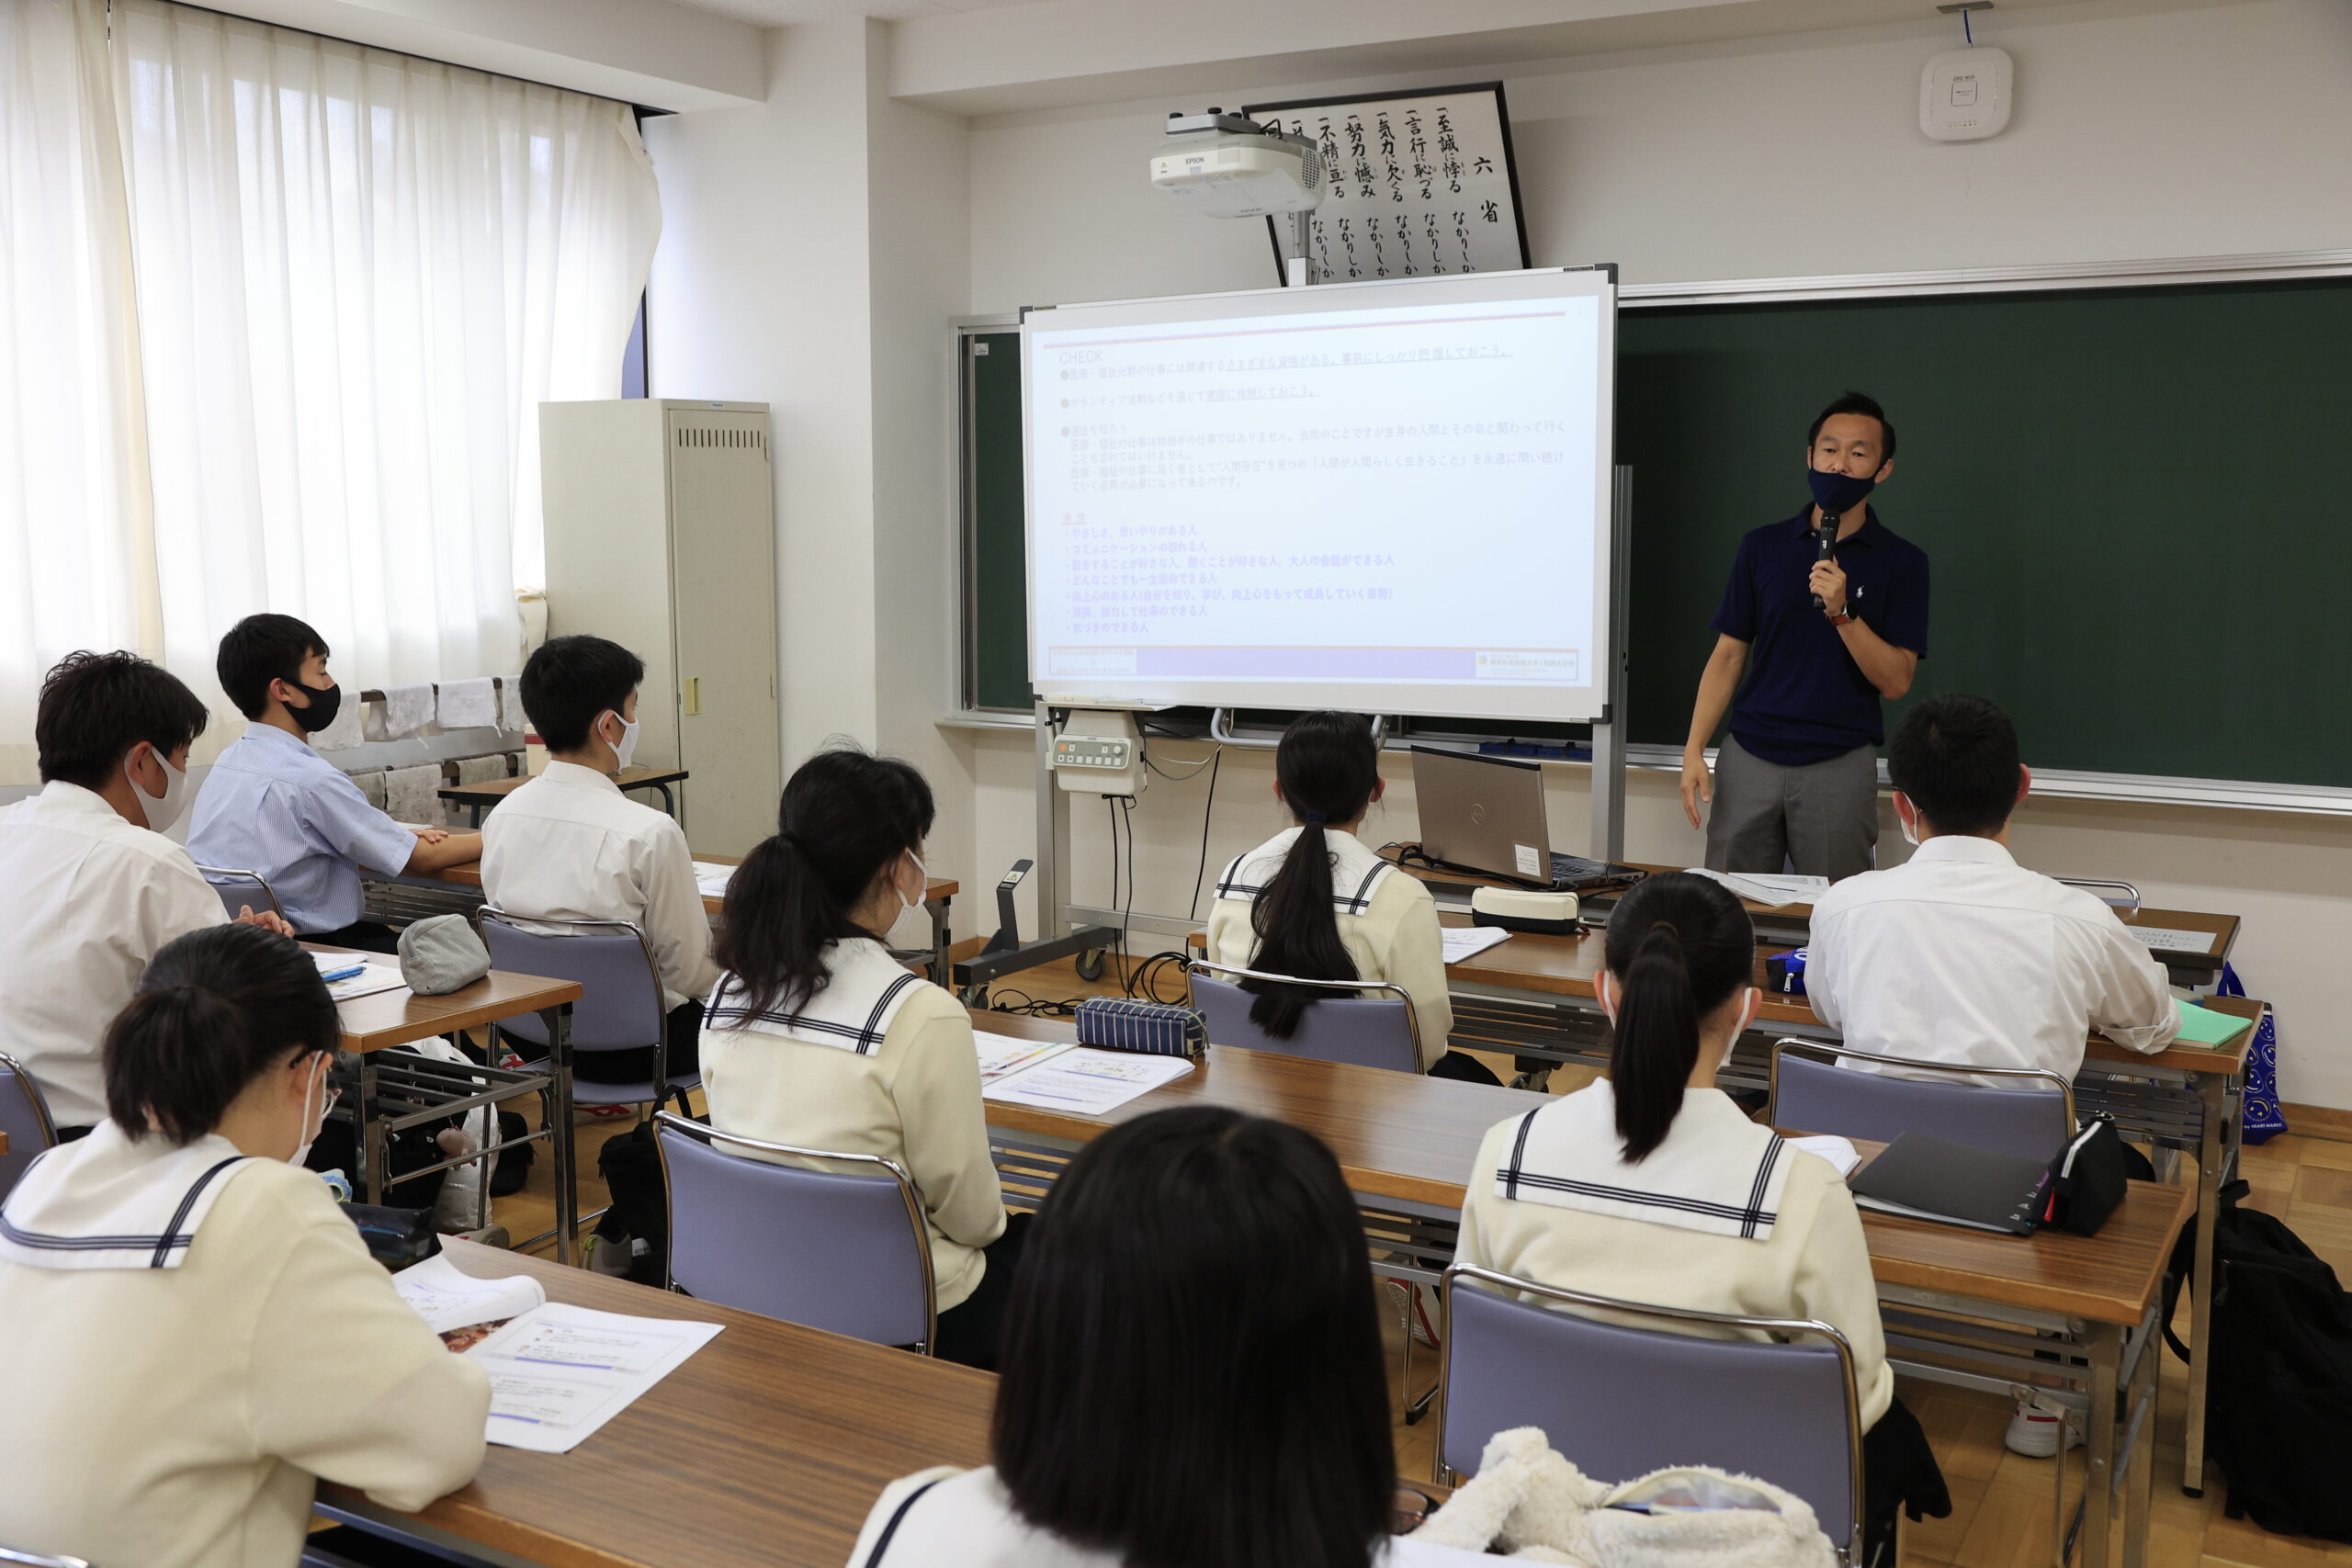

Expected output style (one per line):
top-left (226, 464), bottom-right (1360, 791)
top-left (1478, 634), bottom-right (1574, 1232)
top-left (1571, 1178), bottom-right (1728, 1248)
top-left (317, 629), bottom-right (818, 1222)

top-left (1588, 466), bottom-right (1633, 862)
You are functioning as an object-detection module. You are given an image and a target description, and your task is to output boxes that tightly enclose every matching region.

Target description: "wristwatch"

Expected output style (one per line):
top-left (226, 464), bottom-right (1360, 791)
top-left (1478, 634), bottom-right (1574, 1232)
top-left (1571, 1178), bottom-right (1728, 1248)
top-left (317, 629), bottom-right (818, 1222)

top-left (1826, 607), bottom-right (1858, 626)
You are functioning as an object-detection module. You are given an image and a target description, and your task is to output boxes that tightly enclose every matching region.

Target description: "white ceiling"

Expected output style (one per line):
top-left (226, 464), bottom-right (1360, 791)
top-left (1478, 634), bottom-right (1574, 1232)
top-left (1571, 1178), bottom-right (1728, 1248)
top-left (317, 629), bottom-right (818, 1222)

top-left (663, 0), bottom-right (1052, 23)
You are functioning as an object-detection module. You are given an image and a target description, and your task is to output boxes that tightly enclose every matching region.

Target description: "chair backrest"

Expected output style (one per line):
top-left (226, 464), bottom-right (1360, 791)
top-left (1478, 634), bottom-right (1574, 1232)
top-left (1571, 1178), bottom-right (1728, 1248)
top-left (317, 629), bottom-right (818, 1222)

top-left (1440, 1267), bottom-right (1863, 1556)
top-left (478, 908), bottom-right (665, 1055)
top-left (2057, 876), bottom-right (2142, 912)
top-left (0, 1052), bottom-right (60, 1204)
top-left (653, 1111), bottom-right (936, 1351)
top-left (1768, 1039), bottom-right (2074, 1162)
top-left (194, 865), bottom-right (284, 923)
top-left (1187, 964), bottom-right (1420, 1073)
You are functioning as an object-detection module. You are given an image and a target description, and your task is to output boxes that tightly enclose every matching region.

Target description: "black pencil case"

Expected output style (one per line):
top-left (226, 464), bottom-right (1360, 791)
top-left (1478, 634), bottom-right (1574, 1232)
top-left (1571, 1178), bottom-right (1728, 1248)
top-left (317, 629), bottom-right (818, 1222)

top-left (2041, 1117), bottom-right (2129, 1235)
top-left (1075, 997), bottom-right (1206, 1058)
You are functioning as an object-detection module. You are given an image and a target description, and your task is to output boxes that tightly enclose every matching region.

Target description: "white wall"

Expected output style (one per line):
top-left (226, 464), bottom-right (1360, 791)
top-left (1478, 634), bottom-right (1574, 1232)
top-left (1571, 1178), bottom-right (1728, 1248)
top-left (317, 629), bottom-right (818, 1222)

top-left (955, 0), bottom-right (2352, 1107)
top-left (644, 17), bottom-right (973, 946)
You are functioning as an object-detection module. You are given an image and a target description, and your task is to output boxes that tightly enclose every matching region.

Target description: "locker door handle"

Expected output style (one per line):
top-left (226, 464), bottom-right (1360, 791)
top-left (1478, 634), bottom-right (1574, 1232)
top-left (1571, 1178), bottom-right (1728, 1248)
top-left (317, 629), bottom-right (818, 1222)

top-left (683, 676), bottom-right (702, 716)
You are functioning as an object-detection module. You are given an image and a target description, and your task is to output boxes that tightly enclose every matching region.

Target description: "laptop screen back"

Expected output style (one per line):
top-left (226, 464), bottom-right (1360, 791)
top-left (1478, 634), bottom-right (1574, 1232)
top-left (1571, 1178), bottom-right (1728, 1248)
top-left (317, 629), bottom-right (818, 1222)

top-left (1409, 748), bottom-right (1553, 883)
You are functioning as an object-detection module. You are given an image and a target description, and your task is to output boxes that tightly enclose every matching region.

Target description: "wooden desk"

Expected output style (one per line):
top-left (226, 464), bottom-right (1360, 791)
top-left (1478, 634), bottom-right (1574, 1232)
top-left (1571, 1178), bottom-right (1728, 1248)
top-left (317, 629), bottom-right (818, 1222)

top-left (438, 765), bottom-right (689, 825)
top-left (978, 1018), bottom-right (2183, 1566)
top-left (318, 946), bottom-right (584, 1259)
top-left (318, 1239), bottom-right (994, 1568)
top-left (1391, 850), bottom-right (2241, 985)
top-left (979, 1015), bottom-right (2189, 1326)
top-left (323, 948), bottom-right (581, 1058)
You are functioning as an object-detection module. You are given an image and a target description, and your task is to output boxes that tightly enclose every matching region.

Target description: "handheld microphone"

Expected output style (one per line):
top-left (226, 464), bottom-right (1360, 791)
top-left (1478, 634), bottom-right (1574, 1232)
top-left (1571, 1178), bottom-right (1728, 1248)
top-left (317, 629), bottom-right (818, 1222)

top-left (1810, 512), bottom-right (1838, 612)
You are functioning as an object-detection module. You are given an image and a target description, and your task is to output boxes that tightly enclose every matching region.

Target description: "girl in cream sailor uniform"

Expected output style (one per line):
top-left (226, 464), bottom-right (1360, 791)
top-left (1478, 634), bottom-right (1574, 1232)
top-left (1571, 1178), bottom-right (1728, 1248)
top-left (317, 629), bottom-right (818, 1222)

top-left (0, 925), bottom-right (486, 1568)
top-left (1453, 872), bottom-right (1894, 1430)
top-left (699, 747), bottom-right (1018, 1368)
top-left (1453, 874), bottom-right (1952, 1561)
top-left (700, 934), bottom-right (1009, 1314)
top-left (1202, 711), bottom-right (1497, 1082)
top-left (1204, 826), bottom-right (1453, 1071)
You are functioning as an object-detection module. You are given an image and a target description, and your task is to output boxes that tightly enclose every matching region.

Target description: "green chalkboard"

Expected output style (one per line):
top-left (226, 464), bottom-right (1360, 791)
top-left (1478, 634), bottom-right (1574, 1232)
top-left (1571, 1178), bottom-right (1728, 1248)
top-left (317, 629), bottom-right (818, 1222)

top-left (968, 279), bottom-right (2352, 784)
top-left (1617, 279), bottom-right (2352, 785)
top-left (968, 332), bottom-right (1031, 712)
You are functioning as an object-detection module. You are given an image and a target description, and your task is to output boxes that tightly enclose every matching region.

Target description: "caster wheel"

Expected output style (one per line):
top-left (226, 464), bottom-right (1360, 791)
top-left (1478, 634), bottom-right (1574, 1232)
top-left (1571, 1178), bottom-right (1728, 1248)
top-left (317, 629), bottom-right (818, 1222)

top-left (1074, 948), bottom-right (1107, 982)
top-left (958, 983), bottom-right (989, 1008)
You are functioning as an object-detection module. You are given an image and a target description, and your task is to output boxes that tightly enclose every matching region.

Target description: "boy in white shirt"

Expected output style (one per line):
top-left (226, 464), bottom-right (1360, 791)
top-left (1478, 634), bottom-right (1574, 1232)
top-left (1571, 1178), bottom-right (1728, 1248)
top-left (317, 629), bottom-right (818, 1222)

top-left (1804, 693), bottom-right (2177, 1084)
top-left (0, 651), bottom-right (290, 1135)
top-left (480, 636), bottom-right (717, 1087)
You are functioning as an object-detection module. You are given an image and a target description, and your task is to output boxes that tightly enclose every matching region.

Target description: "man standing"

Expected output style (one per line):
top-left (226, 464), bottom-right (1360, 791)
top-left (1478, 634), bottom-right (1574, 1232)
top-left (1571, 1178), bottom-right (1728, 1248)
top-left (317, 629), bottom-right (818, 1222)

top-left (1679, 392), bottom-right (1928, 880)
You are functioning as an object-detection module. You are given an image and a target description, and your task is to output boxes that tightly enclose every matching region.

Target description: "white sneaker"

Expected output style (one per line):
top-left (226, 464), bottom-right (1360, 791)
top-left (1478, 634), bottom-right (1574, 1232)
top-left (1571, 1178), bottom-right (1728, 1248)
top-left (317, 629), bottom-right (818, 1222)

top-left (2005, 1388), bottom-right (2085, 1457)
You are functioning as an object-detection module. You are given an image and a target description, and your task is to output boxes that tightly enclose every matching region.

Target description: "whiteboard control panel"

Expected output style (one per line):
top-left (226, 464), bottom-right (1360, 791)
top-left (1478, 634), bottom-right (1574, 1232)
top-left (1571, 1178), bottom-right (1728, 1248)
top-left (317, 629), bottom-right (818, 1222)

top-left (1052, 710), bottom-right (1144, 796)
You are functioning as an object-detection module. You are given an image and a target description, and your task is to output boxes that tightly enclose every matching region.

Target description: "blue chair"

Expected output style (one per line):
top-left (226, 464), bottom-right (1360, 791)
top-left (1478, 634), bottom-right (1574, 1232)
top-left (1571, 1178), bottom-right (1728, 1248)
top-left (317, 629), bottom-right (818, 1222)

top-left (478, 908), bottom-right (696, 1247)
top-left (1768, 1038), bottom-right (2075, 1162)
top-left (194, 864), bottom-right (285, 924)
top-left (477, 908), bottom-right (695, 1115)
top-left (0, 1050), bottom-right (60, 1204)
top-left (1439, 1264), bottom-right (1866, 1563)
top-left (1187, 962), bottom-right (1421, 1073)
top-left (653, 1111), bottom-right (937, 1353)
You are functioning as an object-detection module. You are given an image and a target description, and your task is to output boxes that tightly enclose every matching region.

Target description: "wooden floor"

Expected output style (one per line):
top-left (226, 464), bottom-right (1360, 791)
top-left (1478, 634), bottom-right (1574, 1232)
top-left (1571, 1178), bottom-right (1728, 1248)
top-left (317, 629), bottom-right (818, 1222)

top-left (481, 953), bottom-right (2352, 1568)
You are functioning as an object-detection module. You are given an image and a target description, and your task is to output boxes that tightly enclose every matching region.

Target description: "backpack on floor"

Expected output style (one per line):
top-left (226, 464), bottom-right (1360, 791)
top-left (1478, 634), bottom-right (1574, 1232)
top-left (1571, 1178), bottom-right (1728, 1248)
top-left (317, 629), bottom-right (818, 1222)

top-left (592, 1119), bottom-right (673, 1287)
top-left (2165, 1179), bottom-right (2352, 1541)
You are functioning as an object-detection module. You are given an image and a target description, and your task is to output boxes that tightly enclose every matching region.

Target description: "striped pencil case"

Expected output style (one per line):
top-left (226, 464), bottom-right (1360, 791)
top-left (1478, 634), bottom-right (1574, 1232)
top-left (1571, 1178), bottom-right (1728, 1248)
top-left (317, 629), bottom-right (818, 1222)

top-left (1074, 997), bottom-right (1207, 1059)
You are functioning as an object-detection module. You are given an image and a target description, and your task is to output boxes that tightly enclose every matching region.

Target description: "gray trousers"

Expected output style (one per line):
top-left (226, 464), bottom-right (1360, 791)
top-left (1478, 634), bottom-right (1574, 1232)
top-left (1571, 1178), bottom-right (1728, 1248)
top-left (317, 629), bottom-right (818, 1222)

top-left (1705, 734), bottom-right (1879, 882)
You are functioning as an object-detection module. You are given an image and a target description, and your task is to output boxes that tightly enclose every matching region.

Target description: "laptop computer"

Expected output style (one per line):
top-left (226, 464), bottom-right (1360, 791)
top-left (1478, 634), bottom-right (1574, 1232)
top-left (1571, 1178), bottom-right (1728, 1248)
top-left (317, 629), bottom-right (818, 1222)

top-left (1408, 746), bottom-right (1644, 892)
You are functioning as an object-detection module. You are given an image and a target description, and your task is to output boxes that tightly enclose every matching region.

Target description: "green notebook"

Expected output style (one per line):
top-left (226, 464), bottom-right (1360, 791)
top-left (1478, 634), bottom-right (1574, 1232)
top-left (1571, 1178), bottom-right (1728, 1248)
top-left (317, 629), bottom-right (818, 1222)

top-left (2174, 999), bottom-right (2252, 1048)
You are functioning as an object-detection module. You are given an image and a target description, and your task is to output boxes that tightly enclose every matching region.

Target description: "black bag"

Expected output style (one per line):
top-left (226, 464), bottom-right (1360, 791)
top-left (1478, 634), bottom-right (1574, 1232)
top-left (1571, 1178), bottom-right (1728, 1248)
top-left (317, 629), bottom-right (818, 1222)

top-left (594, 1119), bottom-right (674, 1286)
top-left (2041, 1117), bottom-right (2128, 1235)
top-left (490, 1110), bottom-right (534, 1198)
top-left (343, 1203), bottom-right (439, 1269)
top-left (304, 1117), bottom-right (449, 1213)
top-left (2165, 1179), bottom-right (2352, 1540)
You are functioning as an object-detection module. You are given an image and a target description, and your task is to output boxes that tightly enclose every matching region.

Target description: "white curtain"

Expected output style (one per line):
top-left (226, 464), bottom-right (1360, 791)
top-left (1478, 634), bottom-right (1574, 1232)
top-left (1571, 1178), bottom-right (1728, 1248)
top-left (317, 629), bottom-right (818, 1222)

top-left (0, 0), bottom-right (150, 781)
top-left (111, 0), bottom-right (661, 708)
top-left (0, 0), bottom-right (659, 776)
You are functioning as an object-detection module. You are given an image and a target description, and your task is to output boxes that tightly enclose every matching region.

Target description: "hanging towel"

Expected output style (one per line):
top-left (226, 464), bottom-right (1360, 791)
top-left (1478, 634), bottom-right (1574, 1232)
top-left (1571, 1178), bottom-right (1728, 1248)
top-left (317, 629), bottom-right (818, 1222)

top-left (455, 754), bottom-right (509, 788)
top-left (308, 694), bottom-right (366, 752)
top-left (498, 678), bottom-right (529, 735)
top-left (366, 683), bottom-right (435, 741)
top-left (435, 678), bottom-right (498, 730)
top-left (356, 770), bottom-right (390, 812)
top-left (384, 764), bottom-right (444, 827)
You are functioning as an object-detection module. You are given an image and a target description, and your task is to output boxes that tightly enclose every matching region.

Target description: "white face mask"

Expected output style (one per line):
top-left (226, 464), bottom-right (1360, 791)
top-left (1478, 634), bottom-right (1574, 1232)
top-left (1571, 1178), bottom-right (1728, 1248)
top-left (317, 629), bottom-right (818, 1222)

top-left (602, 710), bottom-right (640, 772)
top-left (899, 850), bottom-right (928, 912)
top-left (1895, 795), bottom-right (1922, 848)
top-left (292, 1054), bottom-right (337, 1168)
top-left (128, 746), bottom-right (189, 835)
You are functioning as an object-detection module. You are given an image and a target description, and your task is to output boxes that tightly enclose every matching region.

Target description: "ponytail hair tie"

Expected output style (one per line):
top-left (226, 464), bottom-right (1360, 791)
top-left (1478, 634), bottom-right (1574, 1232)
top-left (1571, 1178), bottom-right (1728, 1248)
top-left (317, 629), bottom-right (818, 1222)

top-left (1302, 811), bottom-right (1329, 826)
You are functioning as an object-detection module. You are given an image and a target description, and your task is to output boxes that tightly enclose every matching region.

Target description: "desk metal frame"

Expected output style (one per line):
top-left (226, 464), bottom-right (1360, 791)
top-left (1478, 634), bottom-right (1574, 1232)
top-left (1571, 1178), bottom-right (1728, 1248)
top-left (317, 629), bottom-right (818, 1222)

top-left (344, 1001), bottom-right (579, 1263)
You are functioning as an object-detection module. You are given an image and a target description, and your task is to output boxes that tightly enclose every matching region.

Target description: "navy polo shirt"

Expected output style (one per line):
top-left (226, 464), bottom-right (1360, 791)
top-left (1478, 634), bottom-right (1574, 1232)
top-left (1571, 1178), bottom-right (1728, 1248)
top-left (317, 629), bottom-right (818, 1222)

top-left (1710, 504), bottom-right (1930, 767)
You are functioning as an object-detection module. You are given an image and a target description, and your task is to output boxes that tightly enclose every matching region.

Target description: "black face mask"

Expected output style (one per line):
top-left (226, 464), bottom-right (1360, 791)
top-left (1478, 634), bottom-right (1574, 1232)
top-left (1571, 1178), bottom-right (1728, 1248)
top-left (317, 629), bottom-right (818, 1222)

top-left (1807, 466), bottom-right (1878, 516)
top-left (285, 679), bottom-right (342, 734)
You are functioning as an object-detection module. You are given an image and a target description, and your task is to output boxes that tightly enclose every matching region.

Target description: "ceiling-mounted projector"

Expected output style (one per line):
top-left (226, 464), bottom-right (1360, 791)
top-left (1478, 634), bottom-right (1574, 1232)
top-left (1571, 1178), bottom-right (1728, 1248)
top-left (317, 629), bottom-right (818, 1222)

top-left (1149, 109), bottom-right (1322, 219)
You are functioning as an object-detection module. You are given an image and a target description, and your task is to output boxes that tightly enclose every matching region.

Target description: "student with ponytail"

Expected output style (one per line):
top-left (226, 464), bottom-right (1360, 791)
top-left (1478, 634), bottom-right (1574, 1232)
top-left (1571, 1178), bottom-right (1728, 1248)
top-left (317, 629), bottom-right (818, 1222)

top-left (0, 923), bottom-right (487, 1568)
top-left (1454, 872), bottom-right (1943, 1557)
top-left (1204, 711), bottom-right (1497, 1083)
top-left (702, 744), bottom-right (1022, 1370)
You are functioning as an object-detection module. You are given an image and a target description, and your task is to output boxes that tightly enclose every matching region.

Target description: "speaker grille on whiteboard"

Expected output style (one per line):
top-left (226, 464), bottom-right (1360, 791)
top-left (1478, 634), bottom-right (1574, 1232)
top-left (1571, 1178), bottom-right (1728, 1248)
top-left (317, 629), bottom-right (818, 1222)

top-left (674, 424), bottom-right (768, 456)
